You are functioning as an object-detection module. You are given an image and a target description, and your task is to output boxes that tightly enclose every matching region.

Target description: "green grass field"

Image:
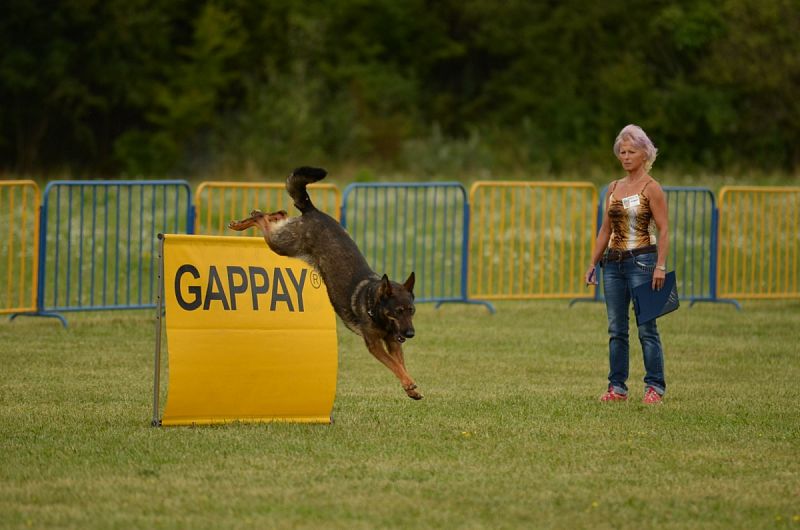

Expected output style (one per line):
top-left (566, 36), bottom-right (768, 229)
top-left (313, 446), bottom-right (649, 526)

top-left (1, 299), bottom-right (799, 529)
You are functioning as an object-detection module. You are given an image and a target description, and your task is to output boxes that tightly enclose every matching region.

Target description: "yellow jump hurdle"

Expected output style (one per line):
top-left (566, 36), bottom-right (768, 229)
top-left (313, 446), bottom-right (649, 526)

top-left (152, 234), bottom-right (338, 426)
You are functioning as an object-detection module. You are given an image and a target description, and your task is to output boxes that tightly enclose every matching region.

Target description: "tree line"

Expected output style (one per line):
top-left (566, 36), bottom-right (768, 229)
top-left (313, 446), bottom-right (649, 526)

top-left (1, 0), bottom-right (798, 177)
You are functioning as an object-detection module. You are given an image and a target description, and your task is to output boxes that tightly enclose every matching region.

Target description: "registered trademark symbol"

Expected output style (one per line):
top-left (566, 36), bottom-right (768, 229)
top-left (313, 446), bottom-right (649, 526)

top-left (310, 271), bottom-right (321, 288)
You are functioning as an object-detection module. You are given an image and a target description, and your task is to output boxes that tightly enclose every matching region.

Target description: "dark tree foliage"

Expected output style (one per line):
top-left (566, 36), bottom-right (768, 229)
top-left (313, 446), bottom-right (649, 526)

top-left (1, 0), bottom-right (798, 176)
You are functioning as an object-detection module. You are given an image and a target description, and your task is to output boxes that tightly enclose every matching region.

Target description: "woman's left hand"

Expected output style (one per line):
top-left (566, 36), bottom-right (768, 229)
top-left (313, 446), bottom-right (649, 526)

top-left (652, 267), bottom-right (666, 290)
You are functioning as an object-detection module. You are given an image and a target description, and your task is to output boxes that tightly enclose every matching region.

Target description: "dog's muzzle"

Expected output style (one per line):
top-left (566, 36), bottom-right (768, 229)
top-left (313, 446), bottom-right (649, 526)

top-left (397, 329), bottom-right (415, 343)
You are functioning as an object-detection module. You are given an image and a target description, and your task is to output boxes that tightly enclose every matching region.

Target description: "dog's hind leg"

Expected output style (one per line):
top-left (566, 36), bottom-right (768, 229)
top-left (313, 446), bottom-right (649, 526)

top-left (228, 210), bottom-right (288, 244)
top-left (364, 336), bottom-right (422, 400)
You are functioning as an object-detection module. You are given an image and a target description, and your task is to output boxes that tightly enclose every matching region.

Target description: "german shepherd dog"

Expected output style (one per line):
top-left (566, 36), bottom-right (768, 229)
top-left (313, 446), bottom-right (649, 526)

top-left (228, 167), bottom-right (422, 400)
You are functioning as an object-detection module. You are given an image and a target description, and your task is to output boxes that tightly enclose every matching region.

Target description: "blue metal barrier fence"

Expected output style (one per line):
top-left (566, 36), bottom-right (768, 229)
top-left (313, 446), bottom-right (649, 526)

top-left (571, 185), bottom-right (739, 308)
top-left (12, 180), bottom-right (194, 326)
top-left (340, 182), bottom-right (493, 312)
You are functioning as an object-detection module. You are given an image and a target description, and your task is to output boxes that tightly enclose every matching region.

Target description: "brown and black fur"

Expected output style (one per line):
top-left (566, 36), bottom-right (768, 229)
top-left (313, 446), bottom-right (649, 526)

top-left (228, 167), bottom-right (422, 399)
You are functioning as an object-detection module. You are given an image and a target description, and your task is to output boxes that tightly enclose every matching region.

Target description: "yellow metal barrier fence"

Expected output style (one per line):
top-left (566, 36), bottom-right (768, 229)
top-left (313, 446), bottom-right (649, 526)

top-left (717, 186), bottom-right (800, 299)
top-left (0, 180), bottom-right (40, 314)
top-left (469, 181), bottom-right (597, 299)
top-left (194, 182), bottom-right (342, 235)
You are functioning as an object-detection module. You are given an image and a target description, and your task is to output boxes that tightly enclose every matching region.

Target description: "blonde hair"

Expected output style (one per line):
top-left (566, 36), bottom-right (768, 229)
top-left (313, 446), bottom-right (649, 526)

top-left (613, 124), bottom-right (658, 171)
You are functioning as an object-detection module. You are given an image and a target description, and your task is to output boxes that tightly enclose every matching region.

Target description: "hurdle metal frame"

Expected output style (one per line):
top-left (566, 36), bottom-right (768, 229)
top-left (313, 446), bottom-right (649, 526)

top-left (152, 234), bottom-right (166, 426)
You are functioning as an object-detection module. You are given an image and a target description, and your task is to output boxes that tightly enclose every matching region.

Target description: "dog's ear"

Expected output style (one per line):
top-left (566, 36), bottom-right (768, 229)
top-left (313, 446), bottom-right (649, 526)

top-left (378, 274), bottom-right (393, 298)
top-left (403, 272), bottom-right (415, 295)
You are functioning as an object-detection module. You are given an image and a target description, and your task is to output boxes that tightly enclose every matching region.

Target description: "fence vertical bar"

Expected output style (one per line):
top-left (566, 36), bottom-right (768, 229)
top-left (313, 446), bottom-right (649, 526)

top-left (90, 186), bottom-right (97, 307)
top-left (103, 186), bottom-right (109, 306)
top-left (138, 186), bottom-right (145, 305)
top-left (77, 187), bottom-right (85, 307)
top-left (126, 184), bottom-right (133, 305)
top-left (18, 187), bottom-right (27, 308)
top-left (710, 206), bottom-right (719, 300)
top-left (37, 205), bottom-right (47, 312)
top-left (6, 187), bottom-right (13, 300)
top-left (66, 187), bottom-right (73, 307)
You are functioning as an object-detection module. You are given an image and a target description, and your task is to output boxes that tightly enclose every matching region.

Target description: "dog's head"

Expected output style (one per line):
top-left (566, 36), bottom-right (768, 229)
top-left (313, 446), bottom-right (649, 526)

top-left (377, 272), bottom-right (416, 343)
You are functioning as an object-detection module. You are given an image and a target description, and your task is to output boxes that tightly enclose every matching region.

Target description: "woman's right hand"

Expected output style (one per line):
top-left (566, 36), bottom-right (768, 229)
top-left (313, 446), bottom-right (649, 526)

top-left (584, 265), bottom-right (598, 285)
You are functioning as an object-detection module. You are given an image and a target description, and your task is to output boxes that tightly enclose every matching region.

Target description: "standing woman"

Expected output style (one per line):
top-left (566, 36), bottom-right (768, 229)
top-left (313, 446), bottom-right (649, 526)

top-left (584, 124), bottom-right (670, 404)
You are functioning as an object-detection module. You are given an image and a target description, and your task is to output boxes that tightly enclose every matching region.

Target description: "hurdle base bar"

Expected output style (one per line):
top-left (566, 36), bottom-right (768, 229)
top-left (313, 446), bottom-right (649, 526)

top-left (569, 280), bottom-right (602, 307)
top-left (8, 311), bottom-right (68, 328)
top-left (435, 298), bottom-right (496, 314)
top-left (688, 298), bottom-right (742, 310)
top-left (568, 297), bottom-right (601, 307)
top-left (160, 416), bottom-right (333, 427)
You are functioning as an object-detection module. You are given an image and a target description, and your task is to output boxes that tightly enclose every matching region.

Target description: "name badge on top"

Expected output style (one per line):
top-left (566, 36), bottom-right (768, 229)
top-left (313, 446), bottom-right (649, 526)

top-left (622, 194), bottom-right (640, 209)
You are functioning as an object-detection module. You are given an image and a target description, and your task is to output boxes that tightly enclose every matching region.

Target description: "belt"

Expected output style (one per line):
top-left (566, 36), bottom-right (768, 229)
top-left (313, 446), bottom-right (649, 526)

top-left (603, 244), bottom-right (657, 263)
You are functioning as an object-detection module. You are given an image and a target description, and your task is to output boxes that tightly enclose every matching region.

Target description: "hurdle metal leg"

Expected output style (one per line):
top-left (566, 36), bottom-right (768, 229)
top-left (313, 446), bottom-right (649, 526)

top-left (151, 235), bottom-right (165, 427)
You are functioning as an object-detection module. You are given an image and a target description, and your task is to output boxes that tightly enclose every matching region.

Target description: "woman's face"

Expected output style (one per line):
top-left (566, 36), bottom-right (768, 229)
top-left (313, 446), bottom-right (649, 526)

top-left (617, 140), bottom-right (647, 173)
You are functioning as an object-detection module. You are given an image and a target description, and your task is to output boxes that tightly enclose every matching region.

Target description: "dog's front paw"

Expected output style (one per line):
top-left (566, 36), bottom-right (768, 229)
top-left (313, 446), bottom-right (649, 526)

top-left (404, 383), bottom-right (423, 400)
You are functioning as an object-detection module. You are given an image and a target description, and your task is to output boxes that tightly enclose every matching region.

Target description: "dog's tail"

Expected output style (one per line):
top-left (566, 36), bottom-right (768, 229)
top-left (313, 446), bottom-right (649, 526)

top-left (287, 166), bottom-right (328, 213)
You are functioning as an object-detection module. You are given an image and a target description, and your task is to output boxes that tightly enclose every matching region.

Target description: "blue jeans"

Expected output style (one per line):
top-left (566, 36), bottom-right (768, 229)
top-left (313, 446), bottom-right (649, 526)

top-left (602, 251), bottom-right (666, 396)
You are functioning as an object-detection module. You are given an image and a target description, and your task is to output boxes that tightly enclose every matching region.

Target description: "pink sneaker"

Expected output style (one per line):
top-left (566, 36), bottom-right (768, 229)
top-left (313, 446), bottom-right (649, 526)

top-left (600, 386), bottom-right (627, 402)
top-left (643, 387), bottom-right (663, 404)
